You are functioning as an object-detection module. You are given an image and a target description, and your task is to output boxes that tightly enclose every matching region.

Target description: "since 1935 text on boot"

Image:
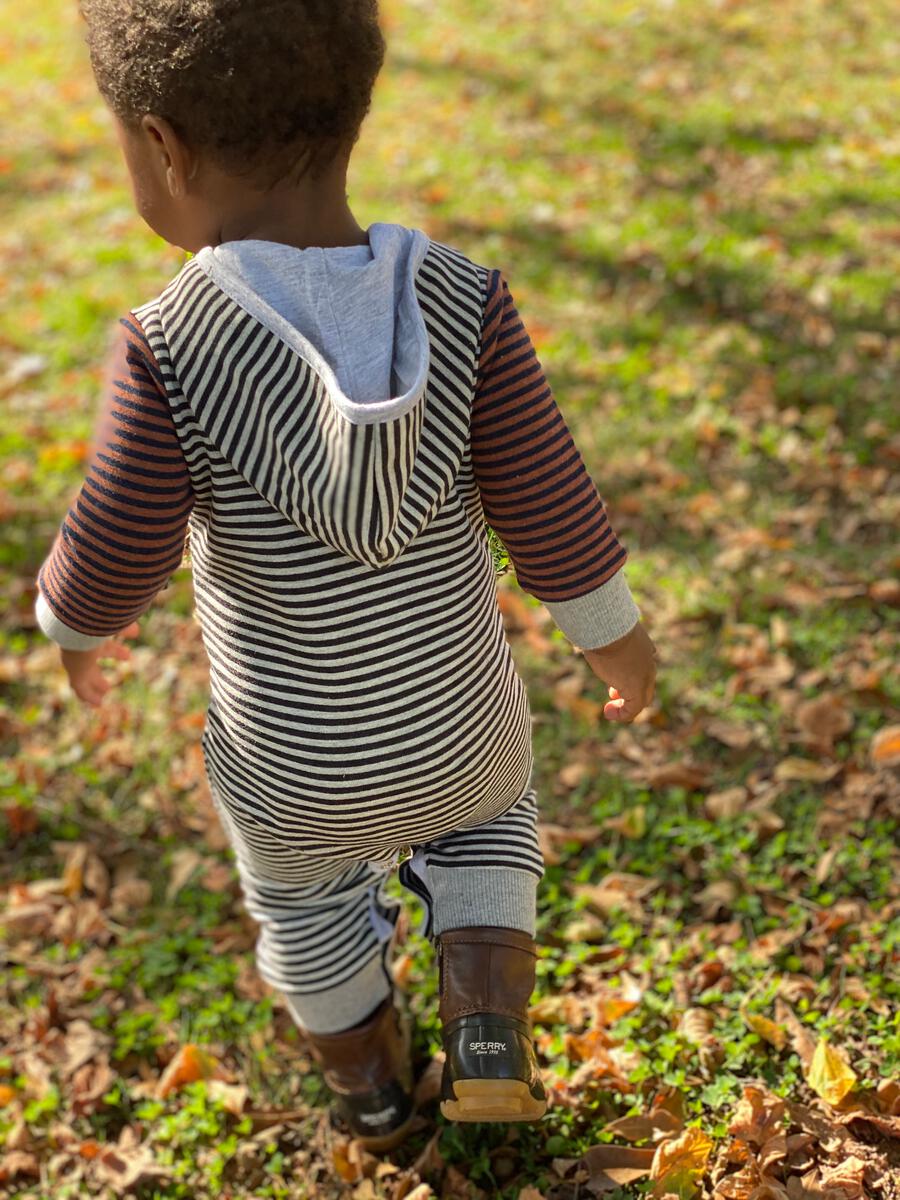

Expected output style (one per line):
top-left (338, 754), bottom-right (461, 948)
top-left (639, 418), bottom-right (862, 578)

top-left (436, 926), bottom-right (547, 1123)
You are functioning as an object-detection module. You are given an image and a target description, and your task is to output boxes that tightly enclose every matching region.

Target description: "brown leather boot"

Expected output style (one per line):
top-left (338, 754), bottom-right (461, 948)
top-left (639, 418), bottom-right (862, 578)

top-left (304, 996), bottom-right (417, 1151)
top-left (436, 926), bottom-right (547, 1123)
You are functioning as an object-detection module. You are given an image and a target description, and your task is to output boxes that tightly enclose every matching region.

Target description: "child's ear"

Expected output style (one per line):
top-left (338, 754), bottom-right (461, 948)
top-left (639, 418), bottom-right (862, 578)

top-left (140, 114), bottom-right (196, 199)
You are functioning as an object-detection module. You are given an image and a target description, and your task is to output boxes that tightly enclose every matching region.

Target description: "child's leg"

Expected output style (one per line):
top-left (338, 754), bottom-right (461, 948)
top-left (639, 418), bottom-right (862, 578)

top-left (233, 854), bottom-right (416, 1148)
top-left (400, 780), bottom-right (544, 938)
top-left (203, 764), bottom-right (400, 1031)
top-left (400, 780), bottom-right (547, 1123)
top-left (238, 858), bottom-right (398, 1033)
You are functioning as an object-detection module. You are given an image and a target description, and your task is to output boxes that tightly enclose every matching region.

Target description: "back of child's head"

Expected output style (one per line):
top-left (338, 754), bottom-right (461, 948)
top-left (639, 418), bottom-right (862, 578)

top-left (79, 0), bottom-right (386, 188)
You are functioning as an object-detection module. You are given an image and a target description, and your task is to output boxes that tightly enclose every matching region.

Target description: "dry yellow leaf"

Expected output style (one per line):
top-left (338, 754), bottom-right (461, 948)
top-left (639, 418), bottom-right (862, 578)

top-left (651, 1128), bottom-right (714, 1198)
top-left (806, 1038), bottom-right (857, 1105)
top-left (61, 844), bottom-right (88, 900)
top-left (740, 1007), bottom-right (787, 1050)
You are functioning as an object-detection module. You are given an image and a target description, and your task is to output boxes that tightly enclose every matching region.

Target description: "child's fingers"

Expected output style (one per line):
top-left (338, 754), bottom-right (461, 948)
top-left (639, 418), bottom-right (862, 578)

top-left (75, 679), bottom-right (109, 707)
top-left (604, 697), bottom-right (639, 722)
top-left (72, 663), bottom-right (113, 706)
top-left (603, 688), bottom-right (652, 723)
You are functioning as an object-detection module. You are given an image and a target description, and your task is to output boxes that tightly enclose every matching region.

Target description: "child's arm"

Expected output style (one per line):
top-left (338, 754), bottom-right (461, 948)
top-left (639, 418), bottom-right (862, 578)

top-left (34, 316), bottom-right (194, 706)
top-left (471, 269), bottom-right (658, 722)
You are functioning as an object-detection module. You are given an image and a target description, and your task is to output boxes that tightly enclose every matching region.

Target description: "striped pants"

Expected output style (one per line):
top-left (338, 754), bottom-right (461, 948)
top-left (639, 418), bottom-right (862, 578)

top-left (222, 782), bottom-right (545, 1034)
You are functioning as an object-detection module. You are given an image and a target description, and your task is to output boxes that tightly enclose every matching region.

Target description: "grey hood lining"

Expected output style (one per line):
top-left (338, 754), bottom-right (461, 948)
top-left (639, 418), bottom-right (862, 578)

top-left (193, 228), bottom-right (432, 427)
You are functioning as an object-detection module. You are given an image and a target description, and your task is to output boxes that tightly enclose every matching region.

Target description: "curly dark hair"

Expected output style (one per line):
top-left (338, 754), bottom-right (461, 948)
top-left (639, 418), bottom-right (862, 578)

top-left (80, 0), bottom-right (386, 187)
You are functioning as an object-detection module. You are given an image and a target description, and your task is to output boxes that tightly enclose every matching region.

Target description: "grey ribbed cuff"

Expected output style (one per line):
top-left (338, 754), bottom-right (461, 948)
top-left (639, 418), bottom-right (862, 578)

top-left (280, 954), bottom-right (393, 1035)
top-left (428, 865), bottom-right (538, 937)
top-left (35, 589), bottom-right (109, 651)
top-left (542, 568), bottom-right (640, 650)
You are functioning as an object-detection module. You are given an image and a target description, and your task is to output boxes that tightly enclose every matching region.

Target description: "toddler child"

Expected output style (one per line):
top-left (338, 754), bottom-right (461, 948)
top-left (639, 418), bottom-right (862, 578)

top-left (35, 0), bottom-right (659, 1150)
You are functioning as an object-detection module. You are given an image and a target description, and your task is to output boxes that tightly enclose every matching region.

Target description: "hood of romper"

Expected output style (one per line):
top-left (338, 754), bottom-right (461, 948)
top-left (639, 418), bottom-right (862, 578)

top-left (192, 222), bottom-right (439, 569)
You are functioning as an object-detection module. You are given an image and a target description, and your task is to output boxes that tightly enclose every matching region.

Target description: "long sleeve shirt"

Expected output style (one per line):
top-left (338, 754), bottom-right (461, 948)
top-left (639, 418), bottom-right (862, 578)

top-left (35, 238), bottom-right (639, 653)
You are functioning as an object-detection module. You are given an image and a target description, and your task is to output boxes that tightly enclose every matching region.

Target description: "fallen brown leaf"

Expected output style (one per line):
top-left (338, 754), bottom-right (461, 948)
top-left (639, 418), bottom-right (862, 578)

top-left (704, 788), bottom-right (747, 820)
top-left (695, 880), bottom-right (738, 919)
top-left (60, 844), bottom-right (88, 900)
top-left (603, 1110), bottom-right (682, 1144)
top-left (871, 724), bottom-right (900, 767)
top-left (155, 1044), bottom-right (219, 1099)
top-left (785, 1102), bottom-right (854, 1154)
top-left (773, 1000), bottom-right (816, 1069)
top-left (564, 1026), bottom-right (615, 1063)
top-left (869, 578), bottom-right (900, 605)
top-left (680, 1008), bottom-right (715, 1046)
top-left (0, 1150), bottom-right (40, 1183)
top-left (4, 804), bottom-right (39, 841)
top-left (206, 1080), bottom-right (248, 1115)
top-left (332, 1137), bottom-right (365, 1184)
top-left (818, 1156), bottom-right (867, 1199)
top-left (713, 1161), bottom-right (761, 1199)
top-left (61, 1019), bottom-right (111, 1079)
top-left (579, 1144), bottom-right (655, 1194)
top-left (794, 694), bottom-right (852, 753)
top-left (95, 1139), bottom-right (172, 1190)
top-left (705, 720), bottom-right (757, 750)
top-left (538, 822), bottom-right (602, 865)
top-left (71, 1058), bottom-right (115, 1116)
top-left (573, 873), bottom-right (659, 920)
top-left (166, 848), bottom-right (204, 900)
top-left (774, 757), bottom-right (842, 783)
top-left (644, 761), bottom-right (711, 790)
top-left (108, 877), bottom-right (153, 915)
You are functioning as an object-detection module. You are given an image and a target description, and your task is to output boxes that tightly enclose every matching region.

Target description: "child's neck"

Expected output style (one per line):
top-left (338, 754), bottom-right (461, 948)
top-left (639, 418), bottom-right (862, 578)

top-left (210, 157), bottom-right (369, 252)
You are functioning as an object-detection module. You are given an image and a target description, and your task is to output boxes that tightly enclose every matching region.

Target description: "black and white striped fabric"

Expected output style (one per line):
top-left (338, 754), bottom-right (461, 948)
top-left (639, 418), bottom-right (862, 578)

top-left (134, 239), bottom-right (538, 887)
top-left (240, 782), bottom-right (542, 1004)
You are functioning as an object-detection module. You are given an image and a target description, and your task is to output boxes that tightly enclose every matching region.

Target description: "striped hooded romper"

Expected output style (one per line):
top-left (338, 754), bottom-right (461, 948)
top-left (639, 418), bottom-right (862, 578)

top-left (35, 223), bottom-right (641, 1033)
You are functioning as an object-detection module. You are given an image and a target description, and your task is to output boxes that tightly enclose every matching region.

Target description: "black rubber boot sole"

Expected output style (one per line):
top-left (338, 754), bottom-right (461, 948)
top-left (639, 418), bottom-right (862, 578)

top-left (439, 1013), bottom-right (547, 1123)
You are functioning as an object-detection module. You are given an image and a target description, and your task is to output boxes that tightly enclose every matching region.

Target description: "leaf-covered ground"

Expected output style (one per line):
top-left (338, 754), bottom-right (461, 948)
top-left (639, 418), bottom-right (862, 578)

top-left (1, 0), bottom-right (899, 1197)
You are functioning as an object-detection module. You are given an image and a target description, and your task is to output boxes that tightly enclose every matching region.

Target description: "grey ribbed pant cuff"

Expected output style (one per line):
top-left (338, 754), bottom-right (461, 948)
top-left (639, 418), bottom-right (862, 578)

top-left (428, 865), bottom-right (538, 937)
top-left (282, 951), bottom-right (392, 1035)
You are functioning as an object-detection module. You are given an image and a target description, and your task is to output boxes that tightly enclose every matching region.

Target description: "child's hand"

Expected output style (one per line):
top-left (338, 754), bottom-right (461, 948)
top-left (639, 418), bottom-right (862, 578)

top-left (581, 621), bottom-right (659, 723)
top-left (59, 621), bottom-right (141, 708)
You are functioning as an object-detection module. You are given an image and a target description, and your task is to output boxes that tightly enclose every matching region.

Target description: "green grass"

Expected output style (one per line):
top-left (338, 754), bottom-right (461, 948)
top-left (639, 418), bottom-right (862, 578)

top-left (1, 0), bottom-right (899, 1196)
